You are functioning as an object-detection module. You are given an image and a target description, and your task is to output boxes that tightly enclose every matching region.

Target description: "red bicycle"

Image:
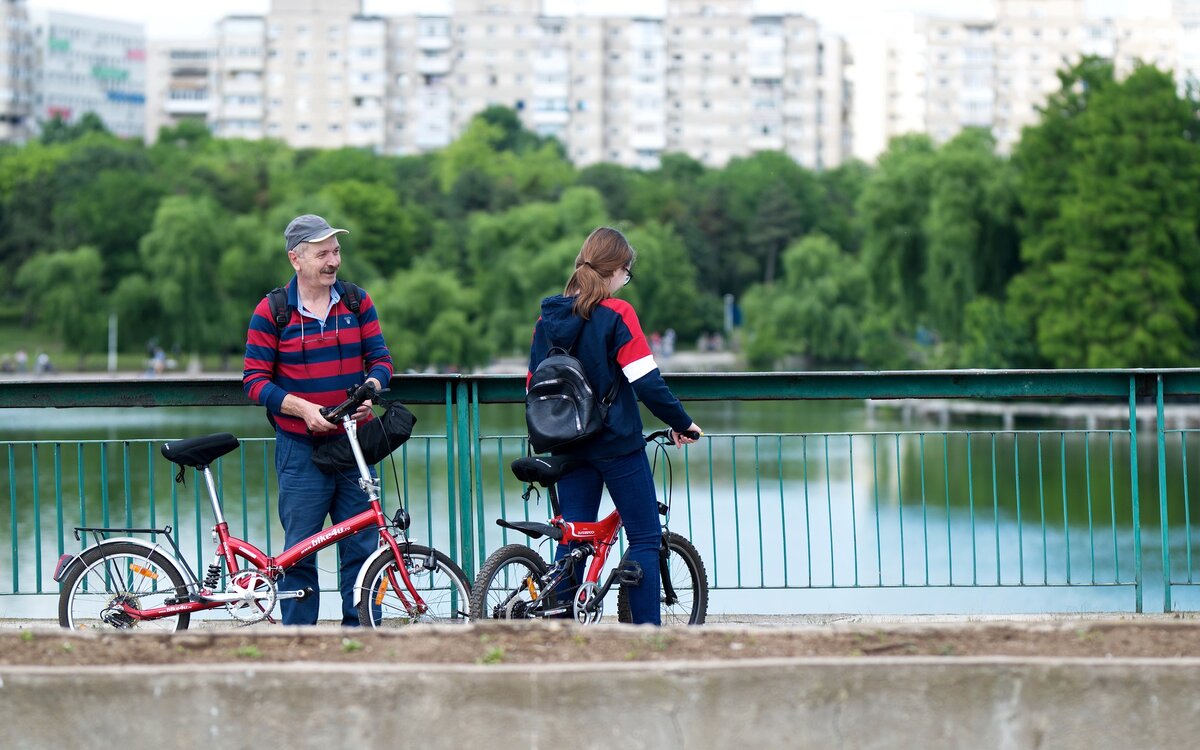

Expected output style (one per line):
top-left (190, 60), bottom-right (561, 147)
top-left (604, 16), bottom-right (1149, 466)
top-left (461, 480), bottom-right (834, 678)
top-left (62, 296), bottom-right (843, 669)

top-left (469, 429), bottom-right (708, 625)
top-left (54, 382), bottom-right (471, 631)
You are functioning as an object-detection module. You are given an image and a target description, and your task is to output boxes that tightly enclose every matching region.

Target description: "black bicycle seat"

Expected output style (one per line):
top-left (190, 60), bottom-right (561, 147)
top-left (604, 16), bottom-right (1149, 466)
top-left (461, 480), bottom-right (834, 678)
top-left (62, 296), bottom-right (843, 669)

top-left (511, 455), bottom-right (582, 487)
top-left (496, 518), bottom-right (564, 542)
top-left (161, 433), bottom-right (240, 468)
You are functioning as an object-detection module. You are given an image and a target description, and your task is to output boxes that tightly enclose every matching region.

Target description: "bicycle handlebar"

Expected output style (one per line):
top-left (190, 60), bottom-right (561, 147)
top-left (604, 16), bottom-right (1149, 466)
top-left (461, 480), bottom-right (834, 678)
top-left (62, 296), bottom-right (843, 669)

top-left (646, 428), bottom-right (702, 444)
top-left (319, 381), bottom-right (381, 424)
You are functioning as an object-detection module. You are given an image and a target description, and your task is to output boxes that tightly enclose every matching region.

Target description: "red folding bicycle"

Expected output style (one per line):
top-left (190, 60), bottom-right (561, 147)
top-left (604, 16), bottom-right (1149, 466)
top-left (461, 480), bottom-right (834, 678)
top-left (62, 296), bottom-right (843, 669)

top-left (468, 429), bottom-right (708, 625)
top-left (54, 382), bottom-right (471, 631)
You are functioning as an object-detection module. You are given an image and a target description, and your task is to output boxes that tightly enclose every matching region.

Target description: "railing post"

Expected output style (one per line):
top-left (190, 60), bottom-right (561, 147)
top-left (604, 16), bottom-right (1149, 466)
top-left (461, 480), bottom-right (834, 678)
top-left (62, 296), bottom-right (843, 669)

top-left (454, 379), bottom-right (475, 579)
top-left (443, 382), bottom-right (459, 572)
top-left (471, 381), bottom-right (487, 573)
top-left (1157, 374), bottom-right (1172, 613)
top-left (1129, 376), bottom-right (1143, 613)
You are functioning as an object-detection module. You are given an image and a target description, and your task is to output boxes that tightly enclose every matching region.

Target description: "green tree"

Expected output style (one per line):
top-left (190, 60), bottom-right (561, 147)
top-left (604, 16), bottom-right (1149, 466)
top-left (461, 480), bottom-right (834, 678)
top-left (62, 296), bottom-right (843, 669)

top-left (1009, 61), bottom-right (1200, 367)
top-left (320, 180), bottom-right (418, 275)
top-left (374, 263), bottom-right (490, 372)
top-left (922, 128), bottom-right (1020, 342)
top-left (741, 234), bottom-right (867, 368)
top-left (38, 112), bottom-right (109, 145)
top-left (138, 196), bottom-right (237, 353)
top-left (857, 134), bottom-right (936, 329)
top-left (15, 246), bottom-right (108, 355)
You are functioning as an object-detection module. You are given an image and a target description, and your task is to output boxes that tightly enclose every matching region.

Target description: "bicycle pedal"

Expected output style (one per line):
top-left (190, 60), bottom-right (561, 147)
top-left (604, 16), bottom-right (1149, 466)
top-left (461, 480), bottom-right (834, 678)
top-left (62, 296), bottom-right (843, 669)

top-left (616, 560), bottom-right (643, 586)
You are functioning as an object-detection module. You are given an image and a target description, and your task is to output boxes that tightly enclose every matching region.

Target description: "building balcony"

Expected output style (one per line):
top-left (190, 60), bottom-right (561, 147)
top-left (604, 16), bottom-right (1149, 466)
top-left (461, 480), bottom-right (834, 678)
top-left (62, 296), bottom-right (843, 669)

top-left (630, 130), bottom-right (665, 150)
top-left (531, 108), bottom-right (570, 125)
top-left (416, 55), bottom-right (451, 75)
top-left (416, 35), bottom-right (452, 52)
top-left (164, 98), bottom-right (210, 116)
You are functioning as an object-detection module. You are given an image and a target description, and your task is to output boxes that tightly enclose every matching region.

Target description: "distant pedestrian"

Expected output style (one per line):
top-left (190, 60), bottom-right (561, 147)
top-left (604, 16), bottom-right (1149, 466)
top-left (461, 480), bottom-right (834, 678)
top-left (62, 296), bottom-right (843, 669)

top-left (14, 349), bottom-right (27, 373)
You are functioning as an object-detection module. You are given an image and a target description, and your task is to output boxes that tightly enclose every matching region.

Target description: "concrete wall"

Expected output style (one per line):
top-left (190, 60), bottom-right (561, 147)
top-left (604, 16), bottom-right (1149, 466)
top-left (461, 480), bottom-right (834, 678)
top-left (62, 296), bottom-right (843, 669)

top-left (4, 657), bottom-right (1200, 748)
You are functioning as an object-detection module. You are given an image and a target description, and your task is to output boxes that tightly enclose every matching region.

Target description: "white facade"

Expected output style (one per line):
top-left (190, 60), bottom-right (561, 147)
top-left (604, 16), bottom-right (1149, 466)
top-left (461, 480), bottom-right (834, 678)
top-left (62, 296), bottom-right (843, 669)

top-left (888, 0), bottom-right (1189, 154)
top-left (203, 0), bottom-right (850, 168)
top-left (30, 10), bottom-right (145, 139)
top-left (211, 16), bottom-right (266, 141)
top-left (0, 0), bottom-right (34, 142)
top-left (145, 39), bottom-right (212, 142)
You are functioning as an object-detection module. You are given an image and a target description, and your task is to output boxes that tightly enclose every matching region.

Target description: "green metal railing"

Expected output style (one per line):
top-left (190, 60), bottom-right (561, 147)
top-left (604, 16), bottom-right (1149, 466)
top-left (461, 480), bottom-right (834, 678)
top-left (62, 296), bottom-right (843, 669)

top-left (5, 370), bottom-right (1200, 616)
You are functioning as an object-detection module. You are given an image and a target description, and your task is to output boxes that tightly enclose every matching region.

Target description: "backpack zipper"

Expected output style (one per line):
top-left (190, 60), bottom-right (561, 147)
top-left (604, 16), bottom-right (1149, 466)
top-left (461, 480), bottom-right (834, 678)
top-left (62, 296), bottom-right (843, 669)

top-left (535, 394), bottom-right (583, 430)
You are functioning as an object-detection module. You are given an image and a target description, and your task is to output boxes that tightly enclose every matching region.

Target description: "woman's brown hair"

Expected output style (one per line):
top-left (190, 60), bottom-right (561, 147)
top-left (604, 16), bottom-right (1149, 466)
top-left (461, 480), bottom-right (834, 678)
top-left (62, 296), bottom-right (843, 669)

top-left (565, 226), bottom-right (635, 319)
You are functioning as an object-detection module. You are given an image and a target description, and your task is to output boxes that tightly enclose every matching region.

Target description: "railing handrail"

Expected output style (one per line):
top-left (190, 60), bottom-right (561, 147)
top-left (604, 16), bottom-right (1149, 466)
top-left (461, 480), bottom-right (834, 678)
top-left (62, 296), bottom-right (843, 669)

top-left (5, 368), bottom-right (1200, 408)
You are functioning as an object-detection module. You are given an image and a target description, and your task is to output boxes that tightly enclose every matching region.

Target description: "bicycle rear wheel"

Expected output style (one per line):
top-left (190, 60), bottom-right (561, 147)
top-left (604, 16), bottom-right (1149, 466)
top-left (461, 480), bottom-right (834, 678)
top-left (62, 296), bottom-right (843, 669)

top-left (468, 544), bottom-right (549, 620)
top-left (357, 543), bottom-right (471, 627)
top-left (618, 531), bottom-right (708, 625)
top-left (58, 542), bottom-right (191, 632)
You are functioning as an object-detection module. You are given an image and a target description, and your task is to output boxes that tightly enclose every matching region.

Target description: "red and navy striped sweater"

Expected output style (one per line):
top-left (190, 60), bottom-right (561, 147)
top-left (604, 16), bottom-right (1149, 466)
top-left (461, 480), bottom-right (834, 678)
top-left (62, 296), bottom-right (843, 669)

top-left (243, 278), bottom-right (393, 438)
top-left (528, 295), bottom-right (692, 459)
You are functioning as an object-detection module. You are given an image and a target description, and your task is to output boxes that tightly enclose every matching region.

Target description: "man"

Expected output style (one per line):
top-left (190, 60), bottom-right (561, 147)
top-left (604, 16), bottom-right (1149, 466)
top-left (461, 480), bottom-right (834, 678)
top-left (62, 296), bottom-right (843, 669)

top-left (243, 214), bottom-right (393, 625)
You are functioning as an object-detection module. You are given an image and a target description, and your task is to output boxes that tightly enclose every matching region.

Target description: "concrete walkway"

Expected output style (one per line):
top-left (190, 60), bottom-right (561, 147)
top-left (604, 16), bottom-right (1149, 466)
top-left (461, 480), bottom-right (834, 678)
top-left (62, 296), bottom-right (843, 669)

top-left (6, 614), bottom-right (1200, 749)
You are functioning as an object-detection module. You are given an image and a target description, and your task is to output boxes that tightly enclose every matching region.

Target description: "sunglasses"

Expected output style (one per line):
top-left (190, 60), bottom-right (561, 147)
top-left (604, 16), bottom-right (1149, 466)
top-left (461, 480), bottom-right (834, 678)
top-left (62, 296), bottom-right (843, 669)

top-left (622, 265), bottom-right (633, 286)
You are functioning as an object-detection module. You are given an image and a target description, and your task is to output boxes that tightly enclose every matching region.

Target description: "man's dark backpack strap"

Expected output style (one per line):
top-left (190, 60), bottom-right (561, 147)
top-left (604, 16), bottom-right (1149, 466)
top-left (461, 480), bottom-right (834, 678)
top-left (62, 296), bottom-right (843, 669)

top-left (339, 281), bottom-right (362, 315)
top-left (267, 287), bottom-right (290, 333)
top-left (266, 280), bottom-right (363, 333)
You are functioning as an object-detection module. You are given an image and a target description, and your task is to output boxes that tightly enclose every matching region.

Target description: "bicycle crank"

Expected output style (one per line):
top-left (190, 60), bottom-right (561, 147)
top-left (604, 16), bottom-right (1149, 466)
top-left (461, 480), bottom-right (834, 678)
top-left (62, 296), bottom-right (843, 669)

top-left (226, 569), bottom-right (277, 624)
top-left (573, 582), bottom-right (603, 625)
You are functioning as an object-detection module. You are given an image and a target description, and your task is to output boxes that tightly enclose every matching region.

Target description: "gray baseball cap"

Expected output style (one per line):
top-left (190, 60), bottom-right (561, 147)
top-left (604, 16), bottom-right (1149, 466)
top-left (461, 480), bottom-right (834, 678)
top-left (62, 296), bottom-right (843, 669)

top-left (284, 214), bottom-right (348, 253)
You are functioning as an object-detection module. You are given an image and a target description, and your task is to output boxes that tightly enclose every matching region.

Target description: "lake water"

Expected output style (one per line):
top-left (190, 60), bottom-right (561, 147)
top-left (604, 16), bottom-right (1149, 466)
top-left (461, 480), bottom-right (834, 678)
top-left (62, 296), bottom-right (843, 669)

top-left (4, 399), bottom-right (1198, 619)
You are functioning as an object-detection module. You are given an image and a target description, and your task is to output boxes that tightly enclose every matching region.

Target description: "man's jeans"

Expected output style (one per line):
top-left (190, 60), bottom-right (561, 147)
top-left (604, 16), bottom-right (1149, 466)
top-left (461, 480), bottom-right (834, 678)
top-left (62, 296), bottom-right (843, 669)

top-left (274, 428), bottom-right (376, 625)
top-left (555, 449), bottom-right (663, 625)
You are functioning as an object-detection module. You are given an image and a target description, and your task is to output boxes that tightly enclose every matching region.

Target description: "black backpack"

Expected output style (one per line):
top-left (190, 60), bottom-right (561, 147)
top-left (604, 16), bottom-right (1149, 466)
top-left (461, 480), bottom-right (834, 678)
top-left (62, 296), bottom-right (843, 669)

top-left (525, 330), bottom-right (619, 454)
top-left (266, 280), bottom-right (363, 333)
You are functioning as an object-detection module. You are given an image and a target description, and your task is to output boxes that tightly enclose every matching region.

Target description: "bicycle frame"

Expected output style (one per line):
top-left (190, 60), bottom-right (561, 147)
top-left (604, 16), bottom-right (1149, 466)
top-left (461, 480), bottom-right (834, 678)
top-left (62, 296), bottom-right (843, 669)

top-left (109, 414), bottom-right (427, 623)
top-left (555, 511), bottom-right (623, 585)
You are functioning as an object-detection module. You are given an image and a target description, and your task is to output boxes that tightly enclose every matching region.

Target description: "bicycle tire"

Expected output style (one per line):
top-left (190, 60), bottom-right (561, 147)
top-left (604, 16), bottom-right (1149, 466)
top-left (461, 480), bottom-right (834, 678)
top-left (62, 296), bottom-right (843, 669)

top-left (617, 531), bottom-right (708, 625)
top-left (58, 542), bottom-right (191, 632)
top-left (468, 544), bottom-right (549, 620)
top-left (357, 543), bottom-right (471, 627)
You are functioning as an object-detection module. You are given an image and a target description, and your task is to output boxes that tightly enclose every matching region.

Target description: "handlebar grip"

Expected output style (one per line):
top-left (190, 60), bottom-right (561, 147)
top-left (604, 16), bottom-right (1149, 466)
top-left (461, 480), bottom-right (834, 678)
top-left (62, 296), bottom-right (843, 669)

top-left (320, 381), bottom-right (380, 425)
top-left (677, 429), bottom-right (702, 441)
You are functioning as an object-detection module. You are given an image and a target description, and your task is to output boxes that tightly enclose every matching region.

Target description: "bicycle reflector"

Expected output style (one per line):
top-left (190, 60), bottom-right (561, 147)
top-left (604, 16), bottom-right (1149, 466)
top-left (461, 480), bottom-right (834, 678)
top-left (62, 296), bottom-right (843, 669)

top-left (130, 564), bottom-right (159, 580)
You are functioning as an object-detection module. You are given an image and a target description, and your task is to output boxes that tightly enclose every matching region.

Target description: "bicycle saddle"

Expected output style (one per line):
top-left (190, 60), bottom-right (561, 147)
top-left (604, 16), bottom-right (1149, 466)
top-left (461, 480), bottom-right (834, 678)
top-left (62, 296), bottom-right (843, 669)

top-left (161, 433), bottom-right (240, 468)
top-left (511, 455), bottom-right (582, 487)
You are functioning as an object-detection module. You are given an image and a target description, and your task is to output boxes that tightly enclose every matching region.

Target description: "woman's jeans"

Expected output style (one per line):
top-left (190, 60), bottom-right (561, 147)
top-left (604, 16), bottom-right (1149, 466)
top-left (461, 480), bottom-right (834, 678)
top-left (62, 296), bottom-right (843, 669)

top-left (274, 429), bottom-right (376, 625)
top-left (555, 449), bottom-right (662, 625)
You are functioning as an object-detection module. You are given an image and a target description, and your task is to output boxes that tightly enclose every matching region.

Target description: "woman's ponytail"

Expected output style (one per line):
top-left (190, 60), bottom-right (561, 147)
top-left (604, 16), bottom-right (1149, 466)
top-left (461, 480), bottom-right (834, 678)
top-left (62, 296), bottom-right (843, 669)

top-left (565, 227), bottom-right (635, 319)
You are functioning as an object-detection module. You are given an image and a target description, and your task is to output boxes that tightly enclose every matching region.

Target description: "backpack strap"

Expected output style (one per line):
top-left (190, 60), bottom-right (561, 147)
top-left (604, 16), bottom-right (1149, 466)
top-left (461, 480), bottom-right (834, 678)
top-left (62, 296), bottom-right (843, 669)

top-left (563, 320), bottom-right (621, 409)
top-left (338, 280), bottom-right (362, 315)
top-left (266, 287), bottom-right (290, 333)
top-left (267, 280), bottom-right (363, 333)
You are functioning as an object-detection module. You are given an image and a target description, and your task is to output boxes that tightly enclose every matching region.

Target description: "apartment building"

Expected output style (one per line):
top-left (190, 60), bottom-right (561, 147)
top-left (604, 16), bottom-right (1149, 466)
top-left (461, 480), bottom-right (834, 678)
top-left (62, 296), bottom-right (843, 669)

top-left (29, 9), bottom-right (145, 139)
top-left (0, 0), bottom-right (34, 142)
top-left (144, 39), bottom-right (213, 142)
top-left (890, 0), bottom-right (1186, 153)
top-left (205, 0), bottom-right (851, 169)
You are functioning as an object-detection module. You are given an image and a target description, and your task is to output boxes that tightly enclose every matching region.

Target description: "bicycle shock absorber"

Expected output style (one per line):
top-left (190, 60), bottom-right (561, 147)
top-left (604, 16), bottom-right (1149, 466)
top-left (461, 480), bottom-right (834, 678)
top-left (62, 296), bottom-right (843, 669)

top-left (203, 563), bottom-right (221, 589)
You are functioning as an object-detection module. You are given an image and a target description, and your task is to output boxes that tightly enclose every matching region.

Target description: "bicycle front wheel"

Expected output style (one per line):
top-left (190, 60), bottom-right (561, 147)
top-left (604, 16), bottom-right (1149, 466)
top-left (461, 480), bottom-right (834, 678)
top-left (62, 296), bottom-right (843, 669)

top-left (468, 544), bottom-right (549, 620)
top-left (618, 531), bottom-right (708, 625)
top-left (357, 543), bottom-right (471, 627)
top-left (58, 542), bottom-right (191, 632)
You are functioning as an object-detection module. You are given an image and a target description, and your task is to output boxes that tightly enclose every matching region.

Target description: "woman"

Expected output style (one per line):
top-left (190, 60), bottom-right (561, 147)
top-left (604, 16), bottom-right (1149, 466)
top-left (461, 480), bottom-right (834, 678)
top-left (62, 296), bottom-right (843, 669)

top-left (527, 226), bottom-right (702, 625)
